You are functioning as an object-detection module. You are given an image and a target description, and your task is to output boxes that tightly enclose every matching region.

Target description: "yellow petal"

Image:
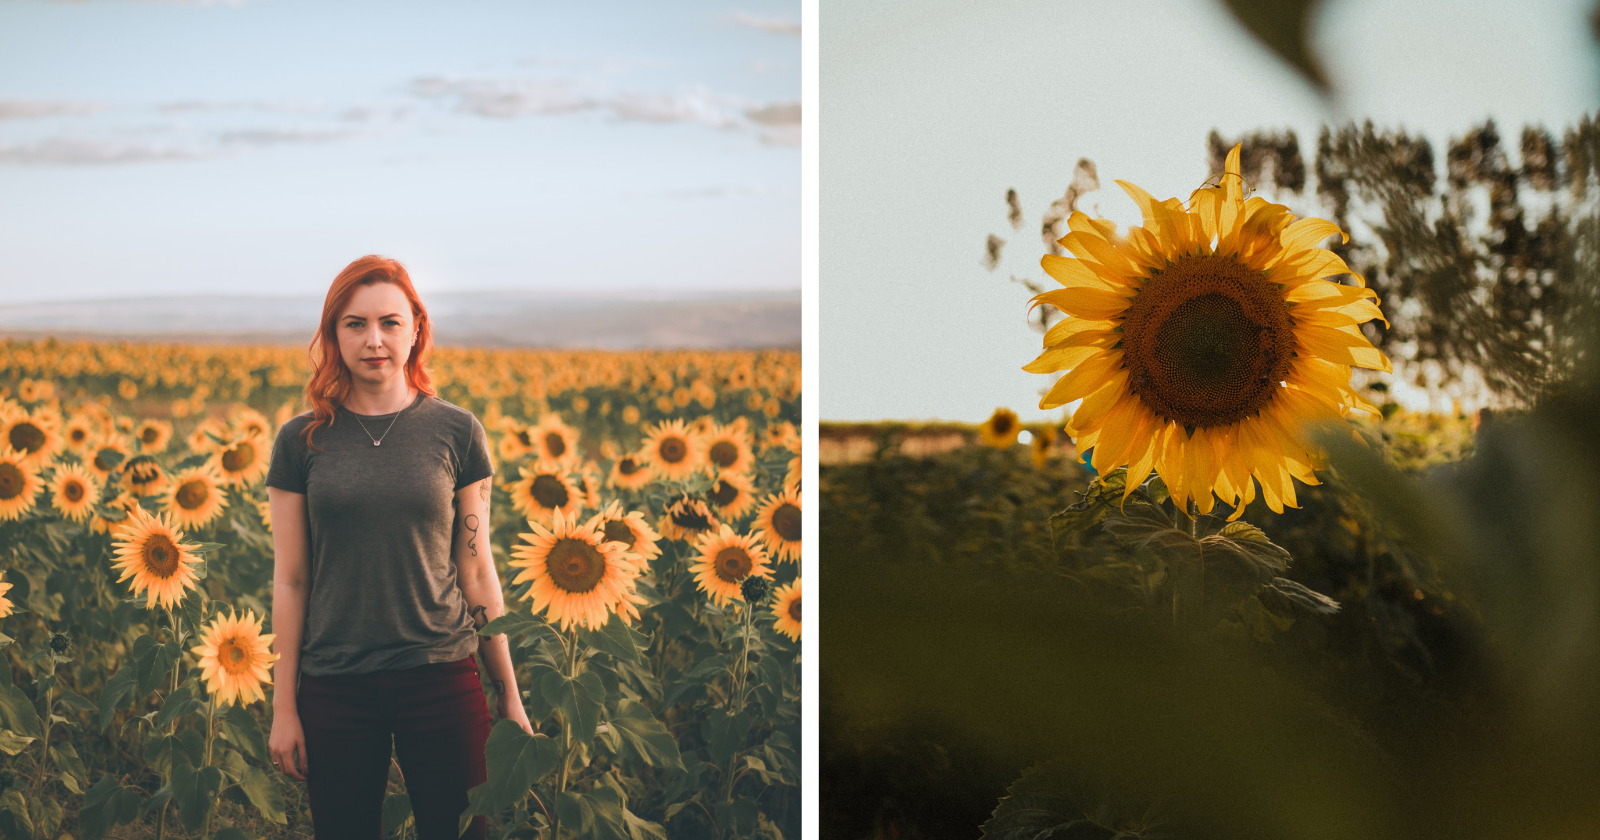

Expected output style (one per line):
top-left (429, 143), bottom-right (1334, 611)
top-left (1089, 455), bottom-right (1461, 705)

top-left (1041, 254), bottom-right (1127, 291)
top-left (1032, 286), bottom-right (1132, 321)
top-left (1039, 352), bottom-right (1125, 409)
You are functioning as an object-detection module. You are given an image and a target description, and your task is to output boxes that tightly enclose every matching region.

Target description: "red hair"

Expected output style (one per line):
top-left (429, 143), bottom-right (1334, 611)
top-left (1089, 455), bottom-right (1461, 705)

top-left (301, 255), bottom-right (437, 451)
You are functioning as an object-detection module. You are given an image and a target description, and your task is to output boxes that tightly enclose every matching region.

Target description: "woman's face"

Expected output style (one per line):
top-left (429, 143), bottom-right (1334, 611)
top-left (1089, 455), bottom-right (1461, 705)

top-left (338, 281), bottom-right (417, 389)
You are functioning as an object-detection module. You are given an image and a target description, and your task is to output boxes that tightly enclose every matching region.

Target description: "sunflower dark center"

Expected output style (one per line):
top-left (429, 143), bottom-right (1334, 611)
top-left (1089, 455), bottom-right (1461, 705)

top-left (546, 538), bottom-right (606, 593)
top-left (670, 503), bottom-right (712, 531)
top-left (517, 430), bottom-right (532, 447)
top-left (618, 457), bottom-right (641, 476)
top-left (602, 519), bottom-right (637, 548)
top-left (788, 596), bottom-right (801, 622)
top-left (530, 474), bottom-right (571, 509)
top-left (9, 423), bottom-right (44, 453)
top-left (771, 503), bottom-right (801, 541)
top-left (714, 547), bottom-right (753, 583)
top-left (175, 479), bottom-right (210, 510)
top-left (64, 480), bottom-right (85, 502)
top-left (991, 415), bottom-right (1015, 435)
top-left (708, 441), bottom-right (738, 468)
top-left (142, 534), bottom-right (180, 578)
top-left (69, 428), bottom-right (87, 444)
top-left (544, 432), bottom-right (566, 458)
top-left (141, 426), bottom-right (161, 443)
top-left (0, 463), bottom-right (23, 500)
top-left (219, 638), bottom-right (250, 673)
top-left (709, 480), bottom-right (739, 507)
top-left (1120, 254), bottom-right (1295, 430)
top-left (658, 437), bottom-right (687, 464)
top-left (221, 442), bottom-right (255, 472)
top-left (94, 449), bottom-right (119, 471)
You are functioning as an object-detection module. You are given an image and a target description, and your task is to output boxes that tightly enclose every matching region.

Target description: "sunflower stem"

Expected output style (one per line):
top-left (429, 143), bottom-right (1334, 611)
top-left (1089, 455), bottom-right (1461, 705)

top-left (202, 693), bottom-right (216, 839)
top-left (550, 628), bottom-right (580, 840)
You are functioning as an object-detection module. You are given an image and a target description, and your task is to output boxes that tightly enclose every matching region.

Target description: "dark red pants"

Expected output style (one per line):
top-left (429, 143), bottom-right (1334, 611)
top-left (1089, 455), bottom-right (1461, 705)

top-left (298, 654), bottom-right (492, 840)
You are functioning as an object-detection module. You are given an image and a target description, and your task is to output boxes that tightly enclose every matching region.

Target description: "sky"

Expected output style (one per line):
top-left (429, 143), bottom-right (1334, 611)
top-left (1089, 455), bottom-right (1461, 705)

top-left (820, 0), bottom-right (1600, 422)
top-left (0, 0), bottom-right (800, 303)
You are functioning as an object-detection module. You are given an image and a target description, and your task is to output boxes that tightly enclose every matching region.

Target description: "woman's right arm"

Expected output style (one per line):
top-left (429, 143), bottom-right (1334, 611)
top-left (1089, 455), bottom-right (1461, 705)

top-left (267, 486), bottom-right (310, 781)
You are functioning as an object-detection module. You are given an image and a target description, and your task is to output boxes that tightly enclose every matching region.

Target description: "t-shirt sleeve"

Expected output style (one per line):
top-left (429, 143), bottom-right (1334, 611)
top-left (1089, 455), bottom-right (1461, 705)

top-left (265, 421), bottom-right (308, 494)
top-left (456, 413), bottom-right (494, 491)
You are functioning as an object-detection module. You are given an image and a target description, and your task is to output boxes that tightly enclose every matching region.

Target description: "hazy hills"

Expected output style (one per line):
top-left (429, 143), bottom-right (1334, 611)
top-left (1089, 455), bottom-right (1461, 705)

top-left (0, 290), bottom-right (800, 350)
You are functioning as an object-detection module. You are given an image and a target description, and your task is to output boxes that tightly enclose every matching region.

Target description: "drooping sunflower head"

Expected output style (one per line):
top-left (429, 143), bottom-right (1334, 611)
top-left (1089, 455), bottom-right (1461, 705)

top-left (85, 436), bottom-right (131, 484)
top-left (980, 408), bottom-right (1020, 449)
top-left (657, 495), bottom-right (721, 543)
top-left (507, 464), bottom-right (584, 526)
top-left (0, 447), bottom-right (43, 522)
top-left (212, 433), bottom-right (269, 488)
top-left (161, 465), bottom-right (227, 530)
top-left (588, 499), bottom-right (663, 562)
top-left (509, 509), bottom-right (646, 631)
top-left (191, 608), bottom-right (279, 706)
top-left (110, 506), bottom-right (204, 610)
top-left (706, 470), bottom-right (758, 521)
top-left (753, 487), bottom-right (802, 564)
top-left (50, 463), bottom-right (100, 522)
top-left (121, 454), bottom-right (170, 497)
top-left (771, 578), bottom-right (801, 642)
top-left (688, 524), bottom-right (773, 608)
top-left (1025, 144), bottom-right (1391, 517)
top-left (639, 419), bottom-right (702, 482)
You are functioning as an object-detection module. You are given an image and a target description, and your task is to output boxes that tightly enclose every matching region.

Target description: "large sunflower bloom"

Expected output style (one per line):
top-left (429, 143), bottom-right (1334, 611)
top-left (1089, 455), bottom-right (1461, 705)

top-left (607, 453), bottom-right (654, 491)
top-left (0, 410), bottom-right (63, 470)
top-left (0, 447), bottom-right (44, 521)
top-left (771, 578), bottom-right (801, 642)
top-left (706, 470), bottom-right (759, 521)
top-left (701, 421), bottom-right (755, 477)
top-left (509, 509), bottom-right (646, 631)
top-left (212, 432), bottom-right (270, 488)
top-left (50, 463), bottom-right (100, 522)
top-left (688, 525), bottom-right (773, 607)
top-left (658, 495), bottom-right (720, 543)
top-left (192, 608), bottom-right (279, 706)
top-left (0, 581), bottom-right (13, 618)
top-left (639, 419), bottom-right (701, 482)
top-left (1026, 144), bottom-right (1391, 516)
top-left (507, 464), bottom-right (584, 526)
top-left (161, 465), bottom-right (228, 530)
top-left (110, 506), bottom-right (204, 609)
top-left (753, 487), bottom-right (802, 564)
top-left (530, 414), bottom-right (582, 471)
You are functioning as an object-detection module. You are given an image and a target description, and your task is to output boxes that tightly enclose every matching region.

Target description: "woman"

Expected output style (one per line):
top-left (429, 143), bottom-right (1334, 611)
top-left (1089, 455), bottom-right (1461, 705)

top-left (265, 255), bottom-right (532, 839)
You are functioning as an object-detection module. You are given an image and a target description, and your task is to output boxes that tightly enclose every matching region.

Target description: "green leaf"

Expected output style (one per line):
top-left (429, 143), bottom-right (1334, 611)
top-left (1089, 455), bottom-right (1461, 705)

top-left (56, 688), bottom-right (97, 713)
top-left (579, 612), bottom-right (648, 664)
top-left (214, 828), bottom-right (253, 840)
top-left (173, 763), bottom-right (225, 831)
top-left (219, 749), bottom-right (250, 784)
top-left (218, 703), bottom-right (270, 763)
top-left (0, 633), bottom-right (12, 650)
top-left (460, 720), bottom-right (562, 818)
top-left (98, 665), bottom-right (139, 731)
top-left (178, 587), bottom-right (207, 635)
top-left (0, 684), bottom-right (41, 739)
top-left (0, 730), bottom-right (34, 756)
top-left (981, 761), bottom-right (1162, 839)
top-left (189, 541), bottom-right (228, 556)
top-left (1262, 577), bottom-right (1341, 615)
top-left (662, 759), bottom-right (710, 805)
top-left (156, 683), bottom-right (202, 729)
top-left (382, 792), bottom-right (413, 837)
top-left (79, 774), bottom-right (144, 840)
top-left (479, 611), bottom-right (550, 639)
top-left (541, 669), bottom-right (605, 743)
top-left (702, 709), bottom-right (753, 768)
top-left (0, 792), bottom-right (29, 840)
top-left (28, 796), bottom-right (61, 840)
top-left (234, 763), bottom-right (287, 824)
top-left (713, 796), bottom-right (761, 839)
top-left (49, 741), bottom-right (87, 792)
top-left (622, 805), bottom-right (668, 840)
top-left (132, 634), bottom-right (180, 696)
top-left (608, 699), bottom-right (683, 770)
top-left (556, 787), bottom-right (630, 840)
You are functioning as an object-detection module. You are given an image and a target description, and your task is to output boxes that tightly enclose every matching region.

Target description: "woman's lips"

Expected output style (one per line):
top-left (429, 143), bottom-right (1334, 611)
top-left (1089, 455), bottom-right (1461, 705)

top-left (363, 358), bottom-right (386, 366)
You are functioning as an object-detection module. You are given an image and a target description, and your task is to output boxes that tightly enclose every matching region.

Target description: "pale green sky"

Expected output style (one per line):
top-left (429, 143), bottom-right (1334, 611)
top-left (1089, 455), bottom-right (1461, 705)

top-left (820, 0), bottom-right (1600, 422)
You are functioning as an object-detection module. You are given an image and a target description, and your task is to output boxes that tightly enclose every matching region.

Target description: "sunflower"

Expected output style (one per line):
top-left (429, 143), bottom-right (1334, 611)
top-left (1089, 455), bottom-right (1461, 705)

top-left (753, 487), bottom-right (801, 564)
top-left (133, 418), bottom-right (174, 453)
top-left (227, 407), bottom-right (272, 441)
top-left (706, 471), bottom-right (759, 521)
top-left (509, 509), bottom-right (646, 631)
top-left (61, 415), bottom-right (98, 457)
top-left (506, 464), bottom-right (584, 526)
top-left (763, 421), bottom-right (800, 453)
top-left (50, 463), bottom-right (100, 522)
top-left (783, 455), bottom-right (800, 497)
top-left (1025, 144), bottom-right (1390, 516)
top-left (498, 421), bottom-right (537, 463)
top-left (161, 464), bottom-right (228, 530)
top-left (979, 408), bottom-right (1020, 449)
top-left (0, 448), bottom-right (44, 521)
top-left (110, 506), bottom-right (204, 609)
top-left (212, 432), bottom-right (270, 488)
top-left (191, 608), bottom-right (279, 706)
top-left (530, 415), bottom-right (581, 470)
top-left (0, 581), bottom-right (12, 618)
top-left (658, 495), bottom-right (721, 543)
top-left (85, 436), bottom-right (131, 484)
top-left (589, 499), bottom-right (663, 562)
top-left (121, 454), bottom-right (170, 498)
top-left (0, 410), bottom-right (63, 469)
top-left (1030, 424), bottom-right (1060, 469)
top-left (185, 416), bottom-right (231, 456)
top-left (607, 453), bottom-right (654, 491)
top-left (639, 419), bottom-right (701, 481)
top-left (701, 422), bottom-right (755, 477)
top-left (771, 578), bottom-right (801, 642)
top-left (688, 525), bottom-right (773, 607)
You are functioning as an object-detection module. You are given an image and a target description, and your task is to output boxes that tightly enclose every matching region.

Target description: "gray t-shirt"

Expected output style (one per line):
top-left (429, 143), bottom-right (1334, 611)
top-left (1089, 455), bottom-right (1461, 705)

top-left (265, 392), bottom-right (494, 676)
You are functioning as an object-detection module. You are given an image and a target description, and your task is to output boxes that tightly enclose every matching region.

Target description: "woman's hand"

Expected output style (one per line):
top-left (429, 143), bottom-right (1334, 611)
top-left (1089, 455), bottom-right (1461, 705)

top-left (497, 690), bottom-right (534, 735)
top-left (269, 707), bottom-right (309, 781)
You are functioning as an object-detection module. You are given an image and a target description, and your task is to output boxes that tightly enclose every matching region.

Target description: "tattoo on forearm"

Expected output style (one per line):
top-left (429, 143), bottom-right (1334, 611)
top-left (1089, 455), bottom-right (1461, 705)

top-left (480, 479), bottom-right (491, 503)
top-left (464, 513), bottom-right (479, 557)
top-left (469, 604), bottom-right (488, 630)
top-left (493, 679), bottom-right (505, 696)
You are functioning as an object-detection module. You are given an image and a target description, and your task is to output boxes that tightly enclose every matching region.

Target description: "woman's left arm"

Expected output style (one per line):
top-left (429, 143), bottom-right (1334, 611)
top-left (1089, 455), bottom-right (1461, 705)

top-left (452, 475), bottom-right (533, 734)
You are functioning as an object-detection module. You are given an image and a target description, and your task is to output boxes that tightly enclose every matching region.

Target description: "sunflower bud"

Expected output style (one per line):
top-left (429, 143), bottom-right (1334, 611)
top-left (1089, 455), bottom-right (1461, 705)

top-left (741, 576), bottom-right (772, 605)
top-left (49, 632), bottom-right (70, 654)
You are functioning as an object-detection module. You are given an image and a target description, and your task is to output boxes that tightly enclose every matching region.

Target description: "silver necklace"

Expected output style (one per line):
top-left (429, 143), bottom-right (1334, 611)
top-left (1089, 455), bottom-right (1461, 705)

top-left (350, 402), bottom-right (404, 446)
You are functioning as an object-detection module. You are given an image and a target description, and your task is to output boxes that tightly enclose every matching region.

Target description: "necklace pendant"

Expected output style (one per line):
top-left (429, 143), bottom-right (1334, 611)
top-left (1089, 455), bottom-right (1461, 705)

top-left (374, 440), bottom-right (382, 446)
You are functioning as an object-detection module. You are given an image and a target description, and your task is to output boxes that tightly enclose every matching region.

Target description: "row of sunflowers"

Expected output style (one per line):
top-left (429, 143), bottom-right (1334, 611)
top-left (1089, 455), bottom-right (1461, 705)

top-left (0, 341), bottom-right (800, 840)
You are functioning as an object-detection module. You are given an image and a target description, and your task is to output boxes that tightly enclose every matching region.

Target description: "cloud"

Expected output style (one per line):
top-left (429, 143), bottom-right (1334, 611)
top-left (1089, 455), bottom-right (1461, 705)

top-left (218, 127), bottom-right (357, 146)
top-left (156, 100), bottom-right (322, 115)
top-left (731, 12), bottom-right (800, 36)
top-left (410, 76), bottom-right (599, 118)
top-left (0, 137), bottom-right (209, 166)
top-left (745, 101), bottom-right (800, 126)
top-left (0, 100), bottom-right (104, 119)
top-left (608, 88), bottom-right (746, 129)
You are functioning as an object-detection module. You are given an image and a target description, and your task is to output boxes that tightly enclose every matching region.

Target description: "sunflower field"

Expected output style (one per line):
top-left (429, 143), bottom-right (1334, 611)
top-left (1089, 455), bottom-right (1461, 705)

top-left (0, 338), bottom-right (802, 840)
